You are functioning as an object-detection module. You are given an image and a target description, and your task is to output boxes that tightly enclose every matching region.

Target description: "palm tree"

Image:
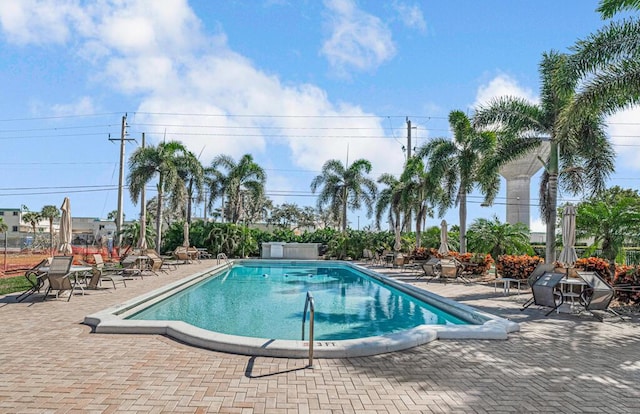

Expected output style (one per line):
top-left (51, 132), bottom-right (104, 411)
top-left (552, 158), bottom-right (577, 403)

top-left (418, 110), bottom-right (522, 254)
top-left (175, 150), bottom-right (204, 224)
top-left (575, 186), bottom-right (640, 275)
top-left (128, 140), bottom-right (190, 250)
top-left (40, 205), bottom-right (60, 254)
top-left (21, 210), bottom-right (41, 241)
top-left (0, 217), bottom-right (7, 271)
top-left (566, 0), bottom-right (640, 119)
top-left (399, 156), bottom-right (443, 248)
top-left (311, 159), bottom-right (377, 233)
top-left (467, 216), bottom-right (533, 259)
top-left (374, 173), bottom-right (403, 232)
top-left (205, 154), bottom-right (266, 224)
top-left (474, 51), bottom-right (615, 262)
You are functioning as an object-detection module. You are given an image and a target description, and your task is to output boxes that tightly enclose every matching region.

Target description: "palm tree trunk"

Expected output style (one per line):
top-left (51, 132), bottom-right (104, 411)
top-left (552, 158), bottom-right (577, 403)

top-left (49, 218), bottom-right (54, 255)
top-left (186, 180), bottom-right (193, 224)
top-left (459, 188), bottom-right (467, 254)
top-left (415, 205), bottom-right (424, 248)
top-left (155, 178), bottom-right (164, 251)
top-left (545, 141), bottom-right (559, 263)
top-left (341, 187), bottom-right (348, 233)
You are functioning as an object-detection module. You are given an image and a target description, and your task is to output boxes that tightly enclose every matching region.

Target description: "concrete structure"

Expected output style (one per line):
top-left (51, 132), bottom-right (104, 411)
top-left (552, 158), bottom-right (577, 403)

top-left (499, 142), bottom-right (550, 228)
top-left (261, 242), bottom-right (320, 259)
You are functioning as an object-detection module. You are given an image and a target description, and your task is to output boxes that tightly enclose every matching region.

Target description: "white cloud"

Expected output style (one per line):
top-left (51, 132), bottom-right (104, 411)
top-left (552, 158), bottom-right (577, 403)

top-left (50, 96), bottom-right (96, 116)
top-left (1, 0), bottom-right (406, 185)
top-left (321, 0), bottom-right (396, 75)
top-left (606, 107), bottom-right (640, 172)
top-left (393, 1), bottom-right (426, 32)
top-left (473, 73), bottom-right (538, 109)
top-left (0, 0), bottom-right (81, 45)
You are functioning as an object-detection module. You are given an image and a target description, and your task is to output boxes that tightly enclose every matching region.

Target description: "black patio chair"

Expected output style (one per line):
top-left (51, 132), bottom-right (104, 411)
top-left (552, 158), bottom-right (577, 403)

top-left (576, 271), bottom-right (621, 321)
top-left (16, 258), bottom-right (50, 302)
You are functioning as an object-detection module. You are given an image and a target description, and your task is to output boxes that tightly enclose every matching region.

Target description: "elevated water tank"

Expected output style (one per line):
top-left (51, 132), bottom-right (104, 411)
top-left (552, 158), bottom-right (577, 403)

top-left (499, 142), bottom-right (550, 228)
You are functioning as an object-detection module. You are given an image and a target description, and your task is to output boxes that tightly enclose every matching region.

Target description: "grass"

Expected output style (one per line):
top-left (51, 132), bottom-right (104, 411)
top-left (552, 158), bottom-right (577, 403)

top-left (0, 275), bottom-right (32, 296)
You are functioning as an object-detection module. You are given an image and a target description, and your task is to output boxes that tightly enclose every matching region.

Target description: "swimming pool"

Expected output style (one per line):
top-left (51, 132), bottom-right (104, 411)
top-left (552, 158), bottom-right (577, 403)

top-left (127, 262), bottom-right (468, 340)
top-left (85, 260), bottom-right (519, 358)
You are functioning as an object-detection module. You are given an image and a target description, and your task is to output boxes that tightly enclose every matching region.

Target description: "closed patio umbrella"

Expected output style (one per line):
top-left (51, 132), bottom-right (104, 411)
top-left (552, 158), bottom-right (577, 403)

top-left (558, 204), bottom-right (578, 275)
top-left (58, 197), bottom-right (72, 256)
top-left (438, 220), bottom-right (449, 256)
top-left (182, 222), bottom-right (190, 248)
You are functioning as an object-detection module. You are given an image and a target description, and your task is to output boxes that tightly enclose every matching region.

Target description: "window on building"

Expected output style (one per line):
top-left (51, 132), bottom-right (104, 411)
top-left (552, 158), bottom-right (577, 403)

top-left (13, 211), bottom-right (18, 216)
top-left (12, 226), bottom-right (18, 232)
top-left (0, 211), bottom-right (4, 215)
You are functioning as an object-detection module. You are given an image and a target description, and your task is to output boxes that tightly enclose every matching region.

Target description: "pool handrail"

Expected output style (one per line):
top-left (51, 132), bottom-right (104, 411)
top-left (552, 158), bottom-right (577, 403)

top-left (301, 291), bottom-right (315, 368)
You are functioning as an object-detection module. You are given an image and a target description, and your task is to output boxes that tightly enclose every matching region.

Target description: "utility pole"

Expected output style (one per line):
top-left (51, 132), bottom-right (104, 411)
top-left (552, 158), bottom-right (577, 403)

top-left (109, 114), bottom-right (134, 250)
top-left (406, 117), bottom-right (412, 160)
top-left (139, 132), bottom-right (146, 248)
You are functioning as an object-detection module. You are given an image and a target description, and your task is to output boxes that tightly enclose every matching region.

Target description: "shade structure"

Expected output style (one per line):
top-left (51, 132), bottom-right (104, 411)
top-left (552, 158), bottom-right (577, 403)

top-left (558, 204), bottom-right (578, 269)
top-left (182, 222), bottom-right (190, 248)
top-left (58, 197), bottom-right (73, 255)
top-left (438, 220), bottom-right (449, 256)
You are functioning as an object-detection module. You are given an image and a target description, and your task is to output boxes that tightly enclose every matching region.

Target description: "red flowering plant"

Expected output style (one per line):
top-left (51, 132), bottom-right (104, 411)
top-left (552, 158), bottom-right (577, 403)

top-left (449, 252), bottom-right (494, 275)
top-left (496, 255), bottom-right (544, 280)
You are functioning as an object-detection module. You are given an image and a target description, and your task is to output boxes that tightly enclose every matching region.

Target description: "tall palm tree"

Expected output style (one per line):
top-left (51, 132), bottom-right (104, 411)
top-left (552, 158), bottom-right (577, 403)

top-left (399, 156), bottom-right (443, 248)
top-left (566, 0), bottom-right (640, 119)
top-left (375, 173), bottom-right (404, 236)
top-left (474, 51), bottom-right (615, 262)
top-left (311, 159), bottom-right (377, 233)
top-left (174, 150), bottom-right (204, 224)
top-left (418, 110), bottom-right (522, 254)
top-left (205, 154), bottom-right (266, 224)
top-left (128, 140), bottom-right (190, 250)
top-left (21, 210), bottom-right (41, 240)
top-left (40, 205), bottom-right (60, 254)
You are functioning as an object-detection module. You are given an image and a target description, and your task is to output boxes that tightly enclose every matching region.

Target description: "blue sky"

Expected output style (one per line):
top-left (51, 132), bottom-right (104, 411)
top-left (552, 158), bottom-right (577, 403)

top-left (1, 0), bottom-right (638, 232)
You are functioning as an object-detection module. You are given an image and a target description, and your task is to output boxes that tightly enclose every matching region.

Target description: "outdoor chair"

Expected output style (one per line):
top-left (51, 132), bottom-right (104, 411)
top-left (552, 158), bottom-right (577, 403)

top-left (439, 258), bottom-right (469, 284)
top-left (89, 254), bottom-right (127, 289)
top-left (16, 258), bottom-right (51, 302)
top-left (520, 263), bottom-right (556, 309)
top-left (173, 246), bottom-right (192, 264)
top-left (42, 256), bottom-right (82, 301)
top-left (416, 258), bottom-right (441, 281)
top-left (145, 249), bottom-right (177, 272)
top-left (577, 271), bottom-right (621, 321)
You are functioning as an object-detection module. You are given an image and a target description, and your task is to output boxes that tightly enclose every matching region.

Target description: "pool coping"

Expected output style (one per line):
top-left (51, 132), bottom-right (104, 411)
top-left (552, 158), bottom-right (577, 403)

top-left (84, 260), bottom-right (520, 358)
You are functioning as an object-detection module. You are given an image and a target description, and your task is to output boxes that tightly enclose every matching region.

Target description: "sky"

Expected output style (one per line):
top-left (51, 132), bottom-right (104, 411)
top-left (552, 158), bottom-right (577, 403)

top-left (1, 0), bottom-right (639, 232)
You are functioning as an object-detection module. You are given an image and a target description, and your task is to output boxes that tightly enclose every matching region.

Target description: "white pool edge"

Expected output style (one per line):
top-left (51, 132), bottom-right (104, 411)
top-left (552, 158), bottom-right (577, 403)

top-left (84, 260), bottom-right (520, 358)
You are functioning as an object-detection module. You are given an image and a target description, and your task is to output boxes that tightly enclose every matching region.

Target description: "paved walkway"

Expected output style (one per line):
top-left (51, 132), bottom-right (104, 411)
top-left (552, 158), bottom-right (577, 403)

top-left (1, 261), bottom-right (639, 413)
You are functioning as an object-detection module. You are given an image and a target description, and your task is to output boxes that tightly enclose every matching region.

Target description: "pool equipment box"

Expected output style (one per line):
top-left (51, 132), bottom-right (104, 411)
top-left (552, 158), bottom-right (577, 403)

top-left (261, 242), bottom-right (320, 259)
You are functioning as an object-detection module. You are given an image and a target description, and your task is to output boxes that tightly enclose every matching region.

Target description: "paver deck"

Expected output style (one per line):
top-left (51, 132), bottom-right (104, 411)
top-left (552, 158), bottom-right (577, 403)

top-left (1, 261), bottom-right (639, 413)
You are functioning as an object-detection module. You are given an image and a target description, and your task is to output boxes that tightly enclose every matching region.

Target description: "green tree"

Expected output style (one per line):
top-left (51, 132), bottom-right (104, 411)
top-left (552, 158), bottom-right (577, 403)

top-left (128, 141), bottom-right (190, 250)
top-left (575, 186), bottom-right (640, 275)
top-left (40, 205), bottom-right (60, 253)
top-left (375, 173), bottom-right (403, 232)
top-left (175, 150), bottom-right (204, 224)
top-left (311, 159), bottom-right (377, 233)
top-left (120, 221), bottom-right (156, 249)
top-left (0, 217), bottom-right (7, 233)
top-left (467, 216), bottom-right (533, 259)
top-left (418, 110), bottom-right (523, 254)
top-left (21, 210), bottom-right (41, 237)
top-left (566, 0), bottom-right (640, 120)
top-left (205, 154), bottom-right (266, 224)
top-left (474, 52), bottom-right (615, 261)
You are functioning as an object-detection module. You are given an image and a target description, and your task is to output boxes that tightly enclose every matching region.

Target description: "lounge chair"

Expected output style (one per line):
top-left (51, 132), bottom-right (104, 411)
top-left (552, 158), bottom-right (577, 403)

top-left (88, 254), bottom-right (127, 289)
top-left (173, 246), bottom-right (192, 264)
top-left (42, 256), bottom-right (82, 301)
top-left (145, 249), bottom-right (177, 272)
top-left (16, 258), bottom-right (51, 302)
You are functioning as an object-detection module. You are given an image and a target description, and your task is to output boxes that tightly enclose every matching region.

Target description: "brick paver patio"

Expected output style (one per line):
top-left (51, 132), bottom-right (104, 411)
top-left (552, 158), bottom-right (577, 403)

top-left (1, 261), bottom-right (639, 413)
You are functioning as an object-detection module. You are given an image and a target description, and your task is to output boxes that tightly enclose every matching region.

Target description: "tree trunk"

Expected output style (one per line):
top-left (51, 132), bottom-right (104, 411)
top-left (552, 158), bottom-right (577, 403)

top-left (49, 218), bottom-right (54, 255)
top-left (545, 141), bottom-right (559, 263)
top-left (155, 178), bottom-right (164, 252)
top-left (459, 188), bottom-right (467, 254)
top-left (341, 186), bottom-right (348, 233)
top-left (186, 180), bottom-right (193, 224)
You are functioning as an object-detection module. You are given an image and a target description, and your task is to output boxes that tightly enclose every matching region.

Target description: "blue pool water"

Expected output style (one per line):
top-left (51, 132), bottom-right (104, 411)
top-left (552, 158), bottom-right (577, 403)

top-left (128, 262), bottom-right (468, 340)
